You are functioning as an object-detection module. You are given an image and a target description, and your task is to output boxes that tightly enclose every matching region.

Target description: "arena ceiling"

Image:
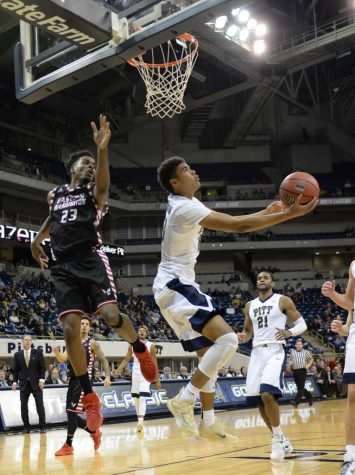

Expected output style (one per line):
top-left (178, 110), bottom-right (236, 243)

top-left (0, 0), bottom-right (354, 148)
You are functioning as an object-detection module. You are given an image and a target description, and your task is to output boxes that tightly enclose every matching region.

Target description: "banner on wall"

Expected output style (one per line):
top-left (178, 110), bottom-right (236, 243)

top-left (0, 376), bottom-right (321, 430)
top-left (0, 338), bottom-right (191, 358)
top-left (0, 224), bottom-right (124, 256)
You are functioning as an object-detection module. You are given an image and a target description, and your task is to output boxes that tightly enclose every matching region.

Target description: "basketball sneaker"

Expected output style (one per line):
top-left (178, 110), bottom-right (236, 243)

top-left (136, 422), bottom-right (144, 433)
top-left (133, 346), bottom-right (157, 383)
top-left (199, 418), bottom-right (237, 440)
top-left (55, 443), bottom-right (74, 456)
top-left (167, 392), bottom-right (198, 436)
top-left (82, 392), bottom-right (103, 432)
top-left (282, 435), bottom-right (294, 454)
top-left (90, 429), bottom-right (102, 451)
top-left (270, 436), bottom-right (285, 461)
top-left (340, 453), bottom-right (355, 474)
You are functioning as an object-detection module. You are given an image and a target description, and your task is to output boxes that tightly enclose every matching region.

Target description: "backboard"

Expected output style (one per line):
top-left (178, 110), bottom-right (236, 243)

top-left (12, 0), bottom-right (242, 104)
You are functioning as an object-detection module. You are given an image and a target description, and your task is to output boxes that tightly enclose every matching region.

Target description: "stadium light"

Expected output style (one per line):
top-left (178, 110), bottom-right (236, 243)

top-left (247, 18), bottom-right (257, 30)
top-left (215, 15), bottom-right (228, 29)
top-left (255, 23), bottom-right (267, 37)
top-left (253, 39), bottom-right (266, 54)
top-left (237, 9), bottom-right (250, 23)
top-left (239, 28), bottom-right (249, 42)
top-left (225, 23), bottom-right (239, 37)
top-left (231, 8), bottom-right (240, 16)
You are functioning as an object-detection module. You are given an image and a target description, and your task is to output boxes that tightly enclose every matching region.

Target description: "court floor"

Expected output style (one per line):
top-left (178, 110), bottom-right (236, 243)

top-left (0, 400), bottom-right (346, 475)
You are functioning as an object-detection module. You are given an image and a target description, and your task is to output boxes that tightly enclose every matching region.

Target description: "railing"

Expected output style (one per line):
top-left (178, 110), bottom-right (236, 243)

top-left (271, 12), bottom-right (355, 55)
top-left (310, 329), bottom-right (339, 354)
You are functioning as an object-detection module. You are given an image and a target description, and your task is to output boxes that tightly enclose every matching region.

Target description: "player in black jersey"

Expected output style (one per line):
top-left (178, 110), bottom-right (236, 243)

top-left (31, 115), bottom-right (157, 433)
top-left (53, 315), bottom-right (110, 456)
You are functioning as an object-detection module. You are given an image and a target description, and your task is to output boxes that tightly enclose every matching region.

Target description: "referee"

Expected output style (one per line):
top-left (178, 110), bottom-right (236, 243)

top-left (289, 339), bottom-right (314, 408)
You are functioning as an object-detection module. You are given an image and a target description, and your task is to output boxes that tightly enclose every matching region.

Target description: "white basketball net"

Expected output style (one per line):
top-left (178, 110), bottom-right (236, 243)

top-left (128, 35), bottom-right (198, 119)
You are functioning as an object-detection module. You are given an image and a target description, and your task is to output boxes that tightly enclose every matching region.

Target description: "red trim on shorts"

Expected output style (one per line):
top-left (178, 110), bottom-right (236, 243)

top-left (95, 300), bottom-right (117, 313)
top-left (59, 309), bottom-right (85, 319)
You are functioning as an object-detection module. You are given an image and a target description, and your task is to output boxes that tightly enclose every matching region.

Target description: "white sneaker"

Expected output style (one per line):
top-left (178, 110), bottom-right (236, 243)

top-left (199, 418), bottom-right (237, 440)
top-left (167, 393), bottom-right (198, 436)
top-left (340, 453), bottom-right (355, 474)
top-left (282, 435), bottom-right (293, 454)
top-left (270, 436), bottom-right (285, 461)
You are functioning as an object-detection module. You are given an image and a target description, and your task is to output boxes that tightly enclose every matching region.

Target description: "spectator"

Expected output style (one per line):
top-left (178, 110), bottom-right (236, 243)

top-left (0, 369), bottom-right (9, 388)
top-left (333, 364), bottom-right (344, 398)
top-left (45, 367), bottom-right (63, 385)
top-left (161, 367), bottom-right (173, 380)
top-left (93, 369), bottom-right (103, 383)
top-left (177, 366), bottom-right (189, 380)
top-left (240, 366), bottom-right (248, 377)
top-left (316, 361), bottom-right (328, 398)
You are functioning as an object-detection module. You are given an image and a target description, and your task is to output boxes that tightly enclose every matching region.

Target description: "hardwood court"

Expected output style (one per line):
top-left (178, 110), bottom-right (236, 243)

top-left (0, 400), bottom-right (346, 475)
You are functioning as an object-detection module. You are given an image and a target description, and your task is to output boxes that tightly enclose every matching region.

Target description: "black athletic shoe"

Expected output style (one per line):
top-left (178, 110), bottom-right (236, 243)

top-left (290, 400), bottom-right (298, 408)
top-left (309, 398), bottom-right (314, 407)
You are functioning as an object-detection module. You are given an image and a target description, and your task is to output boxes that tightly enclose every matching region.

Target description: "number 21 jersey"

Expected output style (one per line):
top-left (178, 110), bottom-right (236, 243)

top-left (49, 182), bottom-right (107, 261)
top-left (249, 293), bottom-right (286, 347)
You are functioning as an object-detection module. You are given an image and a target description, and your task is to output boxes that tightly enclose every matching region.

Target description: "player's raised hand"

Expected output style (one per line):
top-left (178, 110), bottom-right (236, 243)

top-left (52, 346), bottom-right (61, 354)
top-left (330, 316), bottom-right (343, 334)
top-left (321, 280), bottom-right (336, 298)
top-left (30, 242), bottom-right (49, 271)
top-left (91, 114), bottom-right (111, 150)
top-left (286, 195), bottom-right (318, 218)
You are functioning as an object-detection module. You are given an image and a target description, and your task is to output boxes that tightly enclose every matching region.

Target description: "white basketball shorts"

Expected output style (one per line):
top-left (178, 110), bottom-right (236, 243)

top-left (343, 323), bottom-right (355, 385)
top-left (246, 343), bottom-right (286, 404)
top-left (154, 277), bottom-right (225, 352)
top-left (131, 372), bottom-right (151, 397)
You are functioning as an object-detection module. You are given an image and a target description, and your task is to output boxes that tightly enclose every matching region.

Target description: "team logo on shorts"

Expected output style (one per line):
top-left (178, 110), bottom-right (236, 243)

top-left (101, 288), bottom-right (113, 296)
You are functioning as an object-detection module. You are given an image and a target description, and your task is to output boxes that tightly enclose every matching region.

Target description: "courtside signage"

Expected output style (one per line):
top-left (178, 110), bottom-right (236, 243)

top-left (0, 224), bottom-right (124, 256)
top-left (0, 0), bottom-right (111, 48)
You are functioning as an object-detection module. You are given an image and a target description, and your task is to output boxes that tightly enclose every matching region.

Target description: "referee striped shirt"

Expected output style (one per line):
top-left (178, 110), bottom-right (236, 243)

top-left (289, 349), bottom-right (312, 369)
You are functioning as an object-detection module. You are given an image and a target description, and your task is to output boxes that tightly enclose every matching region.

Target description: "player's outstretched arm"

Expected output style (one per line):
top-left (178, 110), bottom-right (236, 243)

top-left (150, 345), bottom-right (161, 388)
top-left (30, 214), bottom-right (51, 271)
top-left (91, 340), bottom-right (111, 386)
top-left (117, 346), bottom-right (133, 375)
top-left (275, 296), bottom-right (307, 340)
top-left (91, 114), bottom-right (111, 209)
top-left (200, 195), bottom-right (317, 233)
top-left (238, 302), bottom-right (253, 343)
top-left (322, 262), bottom-right (355, 311)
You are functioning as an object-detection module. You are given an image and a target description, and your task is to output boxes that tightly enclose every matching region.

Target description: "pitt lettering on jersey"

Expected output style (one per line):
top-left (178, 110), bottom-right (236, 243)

top-left (253, 305), bottom-right (273, 317)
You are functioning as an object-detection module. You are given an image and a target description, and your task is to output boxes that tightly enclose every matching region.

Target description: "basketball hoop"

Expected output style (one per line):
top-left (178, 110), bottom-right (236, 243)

top-left (127, 33), bottom-right (198, 119)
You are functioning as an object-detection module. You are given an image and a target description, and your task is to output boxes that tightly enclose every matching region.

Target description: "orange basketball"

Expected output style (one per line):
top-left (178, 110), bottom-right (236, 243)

top-left (279, 171), bottom-right (319, 205)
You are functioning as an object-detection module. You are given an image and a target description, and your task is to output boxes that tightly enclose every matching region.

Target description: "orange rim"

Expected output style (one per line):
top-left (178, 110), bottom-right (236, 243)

top-left (127, 33), bottom-right (198, 69)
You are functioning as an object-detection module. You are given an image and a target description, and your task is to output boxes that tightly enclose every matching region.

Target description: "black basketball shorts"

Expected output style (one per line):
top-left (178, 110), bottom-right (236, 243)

top-left (51, 249), bottom-right (117, 318)
top-left (66, 377), bottom-right (85, 413)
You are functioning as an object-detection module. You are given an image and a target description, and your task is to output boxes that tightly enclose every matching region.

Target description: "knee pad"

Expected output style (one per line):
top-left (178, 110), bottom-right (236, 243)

top-left (110, 312), bottom-right (123, 329)
top-left (198, 333), bottom-right (238, 379)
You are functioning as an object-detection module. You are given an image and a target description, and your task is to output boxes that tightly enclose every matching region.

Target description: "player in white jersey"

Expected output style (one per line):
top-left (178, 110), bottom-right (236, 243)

top-left (322, 262), bottom-right (355, 475)
top-left (239, 271), bottom-right (307, 461)
top-left (153, 156), bottom-right (317, 436)
top-left (118, 326), bottom-right (160, 433)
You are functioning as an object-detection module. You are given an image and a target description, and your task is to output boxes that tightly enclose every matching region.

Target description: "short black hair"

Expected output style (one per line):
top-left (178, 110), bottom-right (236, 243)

top-left (157, 156), bottom-right (185, 193)
top-left (257, 271), bottom-right (275, 282)
top-left (65, 150), bottom-right (95, 175)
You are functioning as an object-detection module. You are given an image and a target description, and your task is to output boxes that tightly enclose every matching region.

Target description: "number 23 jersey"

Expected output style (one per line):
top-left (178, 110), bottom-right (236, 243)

top-left (249, 293), bottom-right (286, 347)
top-left (49, 182), bottom-right (107, 261)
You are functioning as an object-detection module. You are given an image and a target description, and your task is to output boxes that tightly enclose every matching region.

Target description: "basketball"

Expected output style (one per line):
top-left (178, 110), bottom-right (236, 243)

top-left (279, 171), bottom-right (319, 205)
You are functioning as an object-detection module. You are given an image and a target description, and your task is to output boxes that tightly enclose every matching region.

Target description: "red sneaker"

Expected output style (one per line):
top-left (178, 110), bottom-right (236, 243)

top-left (133, 345), bottom-right (157, 383)
top-left (82, 392), bottom-right (103, 432)
top-left (55, 443), bottom-right (74, 456)
top-left (90, 429), bottom-right (102, 451)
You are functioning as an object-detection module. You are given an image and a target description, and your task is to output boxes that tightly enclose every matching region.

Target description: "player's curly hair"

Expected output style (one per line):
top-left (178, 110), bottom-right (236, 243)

top-left (157, 156), bottom-right (185, 193)
top-left (257, 271), bottom-right (275, 282)
top-left (65, 150), bottom-right (95, 175)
